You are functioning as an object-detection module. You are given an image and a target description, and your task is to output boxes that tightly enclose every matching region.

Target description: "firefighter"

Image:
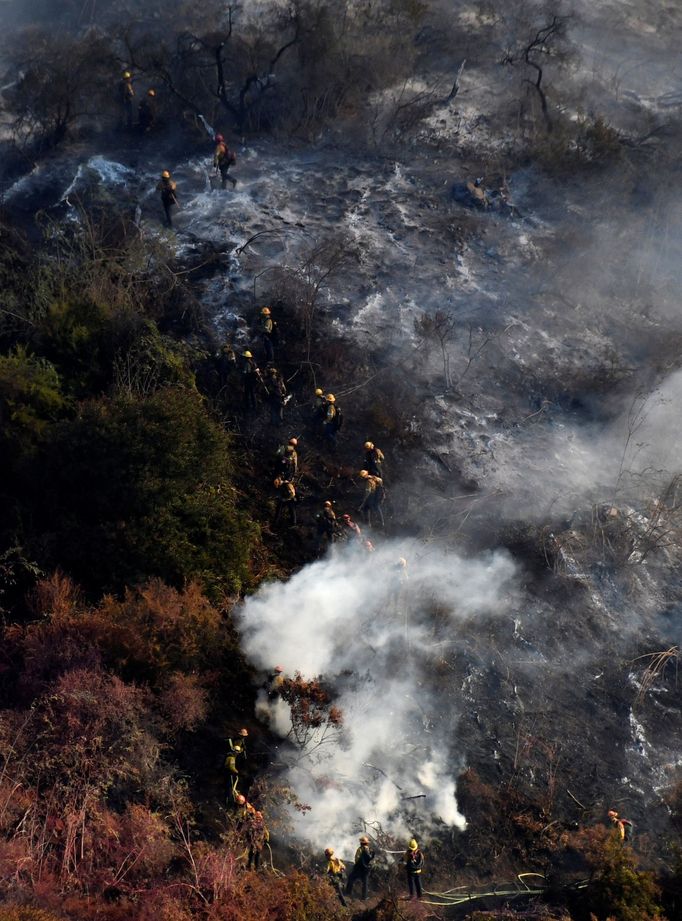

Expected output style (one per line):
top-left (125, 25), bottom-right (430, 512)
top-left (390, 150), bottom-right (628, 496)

top-left (138, 88), bottom-right (156, 132)
top-left (396, 557), bottom-right (408, 583)
top-left (323, 393), bottom-right (342, 447)
top-left (345, 835), bottom-right (375, 900)
top-left (259, 307), bottom-right (278, 363)
top-left (608, 810), bottom-right (634, 842)
top-left (120, 70), bottom-right (135, 128)
top-left (277, 445), bottom-right (297, 480)
top-left (466, 176), bottom-right (488, 208)
top-left (363, 441), bottom-right (385, 478)
top-left (273, 477), bottom-right (297, 526)
top-left (340, 513), bottom-right (363, 543)
top-left (213, 133), bottom-right (237, 189)
top-left (275, 438), bottom-right (298, 479)
top-left (217, 342), bottom-right (236, 387)
top-left (265, 665), bottom-right (285, 700)
top-left (241, 350), bottom-right (261, 412)
top-left (404, 838), bottom-right (424, 899)
top-left (358, 469), bottom-right (385, 528)
top-left (246, 810), bottom-right (269, 870)
top-left (235, 796), bottom-right (257, 823)
top-left (235, 796), bottom-right (256, 833)
top-left (156, 170), bottom-right (178, 228)
top-left (234, 793), bottom-right (248, 820)
top-left (316, 500), bottom-right (338, 554)
top-left (265, 365), bottom-right (286, 427)
top-left (313, 388), bottom-right (326, 425)
top-left (225, 728), bottom-right (248, 804)
top-left (324, 848), bottom-right (347, 906)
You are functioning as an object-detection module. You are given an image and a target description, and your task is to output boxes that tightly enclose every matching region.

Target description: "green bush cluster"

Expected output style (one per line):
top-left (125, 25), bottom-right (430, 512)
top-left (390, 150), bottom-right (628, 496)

top-left (0, 219), bottom-right (258, 599)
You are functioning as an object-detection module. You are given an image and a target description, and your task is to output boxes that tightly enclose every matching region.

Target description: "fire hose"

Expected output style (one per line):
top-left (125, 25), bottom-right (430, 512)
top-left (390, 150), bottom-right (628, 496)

top-left (421, 873), bottom-right (548, 906)
top-left (419, 872), bottom-right (590, 907)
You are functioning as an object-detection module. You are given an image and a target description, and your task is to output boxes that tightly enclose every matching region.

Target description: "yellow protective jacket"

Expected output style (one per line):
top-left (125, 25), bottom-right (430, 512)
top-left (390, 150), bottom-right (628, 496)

top-left (364, 475), bottom-right (383, 498)
top-left (327, 856), bottom-right (345, 878)
top-left (156, 178), bottom-right (177, 202)
top-left (405, 848), bottom-right (424, 874)
top-left (277, 481), bottom-right (296, 502)
top-left (214, 141), bottom-right (227, 168)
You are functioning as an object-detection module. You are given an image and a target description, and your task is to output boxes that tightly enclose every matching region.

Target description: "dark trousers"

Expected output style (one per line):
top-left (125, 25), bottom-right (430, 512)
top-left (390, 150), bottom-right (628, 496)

top-left (329, 877), bottom-right (347, 906)
top-left (243, 380), bottom-right (257, 411)
top-left (248, 847), bottom-right (261, 870)
top-left (269, 400), bottom-right (283, 426)
top-left (123, 98), bottom-right (133, 129)
top-left (162, 198), bottom-right (175, 228)
top-left (262, 335), bottom-right (274, 363)
top-left (346, 867), bottom-right (369, 899)
top-left (407, 872), bottom-right (422, 898)
top-left (219, 164), bottom-right (237, 189)
top-left (362, 499), bottom-right (384, 528)
top-left (274, 500), bottom-right (296, 526)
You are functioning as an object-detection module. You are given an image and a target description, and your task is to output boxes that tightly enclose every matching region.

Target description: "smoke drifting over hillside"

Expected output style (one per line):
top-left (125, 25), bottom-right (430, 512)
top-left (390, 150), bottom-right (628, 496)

top-left (238, 541), bottom-right (517, 850)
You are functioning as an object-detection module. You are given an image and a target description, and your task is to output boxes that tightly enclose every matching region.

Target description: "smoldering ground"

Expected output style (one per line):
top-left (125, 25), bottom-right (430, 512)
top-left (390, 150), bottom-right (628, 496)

top-left (237, 540), bottom-right (517, 851)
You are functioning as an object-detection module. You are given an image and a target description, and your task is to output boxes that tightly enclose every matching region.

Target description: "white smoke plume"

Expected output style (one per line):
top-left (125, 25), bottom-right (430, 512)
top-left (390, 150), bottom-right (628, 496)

top-left (237, 539), bottom-right (517, 853)
top-left (457, 368), bottom-right (682, 522)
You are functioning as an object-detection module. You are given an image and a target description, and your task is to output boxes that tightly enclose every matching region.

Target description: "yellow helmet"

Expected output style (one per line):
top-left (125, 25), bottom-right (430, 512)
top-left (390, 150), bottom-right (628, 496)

top-left (243, 350), bottom-right (252, 358)
top-left (315, 388), bottom-right (324, 397)
top-left (123, 71), bottom-right (132, 79)
top-left (408, 839), bottom-right (418, 851)
top-left (359, 470), bottom-right (369, 479)
top-left (147, 88), bottom-right (156, 97)
top-left (326, 393), bottom-right (336, 403)
top-left (324, 500), bottom-right (332, 508)
top-left (364, 441), bottom-right (374, 450)
top-left (324, 847), bottom-right (334, 857)
top-left (261, 306), bottom-right (271, 316)
top-left (161, 170), bottom-right (171, 179)
top-left (238, 728), bottom-right (248, 737)
top-left (289, 438), bottom-right (298, 447)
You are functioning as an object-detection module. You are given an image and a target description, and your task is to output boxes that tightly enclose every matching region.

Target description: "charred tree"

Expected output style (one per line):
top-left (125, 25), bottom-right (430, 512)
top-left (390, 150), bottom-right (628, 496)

top-left (503, 14), bottom-right (568, 133)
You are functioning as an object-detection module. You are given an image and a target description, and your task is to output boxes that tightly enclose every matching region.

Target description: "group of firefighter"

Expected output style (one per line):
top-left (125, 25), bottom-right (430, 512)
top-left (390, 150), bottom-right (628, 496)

top-left (119, 71), bottom-right (158, 134)
top-left (227, 720), bottom-right (634, 907)
top-left (217, 296), bottom-right (388, 541)
top-left (218, 302), bottom-right (637, 910)
top-left (224, 728), bottom-right (270, 870)
top-left (119, 70), bottom-right (237, 228)
top-left (226, 719), bottom-right (426, 903)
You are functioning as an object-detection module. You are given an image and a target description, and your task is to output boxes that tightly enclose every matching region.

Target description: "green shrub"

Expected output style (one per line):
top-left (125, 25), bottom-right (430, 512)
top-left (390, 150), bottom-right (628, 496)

top-left (39, 387), bottom-right (257, 595)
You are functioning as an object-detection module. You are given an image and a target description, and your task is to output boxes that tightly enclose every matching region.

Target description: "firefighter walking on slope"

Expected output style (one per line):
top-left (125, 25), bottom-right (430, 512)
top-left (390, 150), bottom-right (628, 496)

top-left (213, 133), bottom-right (237, 189)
